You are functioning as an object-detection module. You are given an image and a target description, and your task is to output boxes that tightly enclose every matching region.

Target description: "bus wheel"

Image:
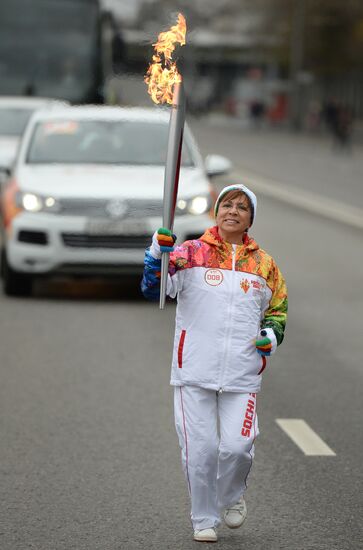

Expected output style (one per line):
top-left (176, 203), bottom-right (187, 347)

top-left (1, 249), bottom-right (33, 297)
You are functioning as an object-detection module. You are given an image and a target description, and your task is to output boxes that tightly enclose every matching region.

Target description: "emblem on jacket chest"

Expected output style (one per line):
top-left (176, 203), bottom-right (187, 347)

top-left (240, 278), bottom-right (250, 293)
top-left (204, 269), bottom-right (223, 286)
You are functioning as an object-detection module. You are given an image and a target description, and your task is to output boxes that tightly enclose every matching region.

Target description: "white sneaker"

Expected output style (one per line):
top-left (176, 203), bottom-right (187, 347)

top-left (193, 527), bottom-right (218, 542)
top-left (223, 497), bottom-right (247, 529)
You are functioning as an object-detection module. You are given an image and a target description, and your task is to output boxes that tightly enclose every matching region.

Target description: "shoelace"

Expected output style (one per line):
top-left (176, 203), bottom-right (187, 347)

top-left (195, 528), bottom-right (217, 535)
top-left (226, 502), bottom-right (245, 515)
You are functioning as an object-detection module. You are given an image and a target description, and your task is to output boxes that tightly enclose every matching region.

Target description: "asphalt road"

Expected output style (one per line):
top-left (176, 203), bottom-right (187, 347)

top-left (1, 122), bottom-right (362, 550)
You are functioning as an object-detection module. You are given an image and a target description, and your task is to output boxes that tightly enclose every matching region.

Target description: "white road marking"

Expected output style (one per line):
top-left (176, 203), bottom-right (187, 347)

top-left (276, 419), bottom-right (336, 456)
top-left (232, 168), bottom-right (363, 231)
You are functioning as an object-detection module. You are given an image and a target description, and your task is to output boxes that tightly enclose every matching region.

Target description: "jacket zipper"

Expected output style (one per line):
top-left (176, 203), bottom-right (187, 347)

top-left (219, 245), bottom-right (236, 392)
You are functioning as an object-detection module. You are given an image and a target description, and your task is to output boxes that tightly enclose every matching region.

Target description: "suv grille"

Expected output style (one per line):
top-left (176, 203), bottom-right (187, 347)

top-left (61, 233), bottom-right (151, 249)
top-left (58, 198), bottom-right (163, 218)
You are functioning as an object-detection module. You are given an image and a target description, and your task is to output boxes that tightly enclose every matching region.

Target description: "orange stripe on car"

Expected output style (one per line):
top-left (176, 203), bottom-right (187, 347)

top-left (2, 179), bottom-right (22, 228)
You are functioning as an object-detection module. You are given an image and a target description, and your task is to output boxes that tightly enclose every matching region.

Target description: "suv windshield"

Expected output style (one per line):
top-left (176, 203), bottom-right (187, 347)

top-left (26, 120), bottom-right (195, 166)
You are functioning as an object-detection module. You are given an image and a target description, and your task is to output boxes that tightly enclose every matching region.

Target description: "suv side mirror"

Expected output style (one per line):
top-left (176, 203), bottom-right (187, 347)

top-left (205, 154), bottom-right (232, 177)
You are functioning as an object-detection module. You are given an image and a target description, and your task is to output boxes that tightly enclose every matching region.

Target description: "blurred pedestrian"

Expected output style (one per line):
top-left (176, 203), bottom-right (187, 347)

top-left (249, 100), bottom-right (265, 129)
top-left (323, 97), bottom-right (339, 134)
top-left (141, 184), bottom-right (288, 543)
top-left (323, 98), bottom-right (354, 150)
top-left (335, 104), bottom-right (354, 150)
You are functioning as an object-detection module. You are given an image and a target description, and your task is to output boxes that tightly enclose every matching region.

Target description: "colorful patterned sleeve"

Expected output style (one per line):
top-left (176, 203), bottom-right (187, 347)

top-left (262, 260), bottom-right (288, 345)
top-left (166, 243), bottom-right (192, 298)
top-left (140, 249), bottom-right (161, 301)
top-left (168, 243), bottom-right (192, 276)
top-left (141, 242), bottom-right (191, 301)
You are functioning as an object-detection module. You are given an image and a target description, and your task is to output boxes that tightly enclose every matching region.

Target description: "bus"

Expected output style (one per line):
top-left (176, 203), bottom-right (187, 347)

top-left (0, 0), bottom-right (124, 104)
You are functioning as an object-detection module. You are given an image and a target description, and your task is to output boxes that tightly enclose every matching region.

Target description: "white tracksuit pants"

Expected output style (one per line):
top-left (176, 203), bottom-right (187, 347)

top-left (174, 385), bottom-right (259, 531)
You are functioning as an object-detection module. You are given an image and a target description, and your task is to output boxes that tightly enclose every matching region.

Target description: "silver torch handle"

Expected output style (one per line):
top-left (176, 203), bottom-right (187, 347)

top-left (159, 81), bottom-right (186, 309)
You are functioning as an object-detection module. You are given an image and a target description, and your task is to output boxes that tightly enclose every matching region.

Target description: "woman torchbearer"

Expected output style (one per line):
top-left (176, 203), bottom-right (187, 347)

top-left (141, 184), bottom-right (288, 543)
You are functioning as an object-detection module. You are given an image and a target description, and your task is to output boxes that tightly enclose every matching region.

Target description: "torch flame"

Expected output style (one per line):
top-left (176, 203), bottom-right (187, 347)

top-left (145, 13), bottom-right (186, 105)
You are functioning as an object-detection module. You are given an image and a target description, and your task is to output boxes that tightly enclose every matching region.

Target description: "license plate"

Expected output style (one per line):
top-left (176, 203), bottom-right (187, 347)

top-left (85, 219), bottom-right (147, 235)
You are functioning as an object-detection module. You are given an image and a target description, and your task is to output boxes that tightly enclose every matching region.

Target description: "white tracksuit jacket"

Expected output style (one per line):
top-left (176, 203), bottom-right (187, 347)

top-left (163, 226), bottom-right (287, 394)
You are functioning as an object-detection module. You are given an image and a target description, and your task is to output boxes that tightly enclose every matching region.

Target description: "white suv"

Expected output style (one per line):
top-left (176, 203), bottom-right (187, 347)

top-left (0, 105), bottom-right (231, 296)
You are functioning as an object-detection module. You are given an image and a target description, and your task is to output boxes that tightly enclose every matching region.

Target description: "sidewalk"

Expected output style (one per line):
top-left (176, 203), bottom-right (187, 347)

top-left (190, 114), bottom-right (363, 212)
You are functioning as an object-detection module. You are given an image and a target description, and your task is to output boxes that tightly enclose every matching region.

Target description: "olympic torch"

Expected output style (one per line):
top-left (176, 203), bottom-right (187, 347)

top-left (145, 14), bottom-right (187, 309)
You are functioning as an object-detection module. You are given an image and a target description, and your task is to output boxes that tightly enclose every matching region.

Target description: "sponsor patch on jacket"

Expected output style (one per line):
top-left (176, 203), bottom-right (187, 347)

top-left (251, 280), bottom-right (263, 290)
top-left (204, 268), bottom-right (223, 286)
top-left (240, 278), bottom-right (264, 294)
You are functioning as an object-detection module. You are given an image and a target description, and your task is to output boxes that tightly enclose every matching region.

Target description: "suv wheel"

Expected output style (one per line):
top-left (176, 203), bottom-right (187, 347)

top-left (1, 249), bottom-right (33, 297)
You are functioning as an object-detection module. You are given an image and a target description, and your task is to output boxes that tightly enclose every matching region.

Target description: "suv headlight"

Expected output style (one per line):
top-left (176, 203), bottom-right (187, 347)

top-left (177, 195), bottom-right (210, 216)
top-left (188, 196), bottom-right (209, 215)
top-left (16, 192), bottom-right (61, 213)
top-left (22, 193), bottom-right (43, 212)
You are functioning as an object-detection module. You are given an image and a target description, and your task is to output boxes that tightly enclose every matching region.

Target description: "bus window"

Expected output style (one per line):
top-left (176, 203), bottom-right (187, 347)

top-left (0, 0), bottom-right (110, 104)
